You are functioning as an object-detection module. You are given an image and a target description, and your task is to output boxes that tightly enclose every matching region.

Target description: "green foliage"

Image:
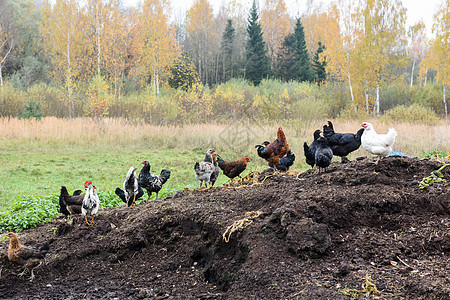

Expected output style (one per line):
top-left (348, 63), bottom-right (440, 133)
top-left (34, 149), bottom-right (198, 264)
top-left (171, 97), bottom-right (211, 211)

top-left (380, 103), bottom-right (440, 125)
top-left (1, 0), bottom-right (49, 88)
top-left (379, 84), bottom-right (410, 112)
top-left (411, 83), bottom-right (447, 116)
top-left (419, 164), bottom-right (449, 189)
top-left (245, 0), bottom-right (269, 86)
top-left (0, 194), bottom-right (59, 232)
top-left (422, 149), bottom-right (446, 159)
top-left (278, 18), bottom-right (314, 82)
top-left (98, 190), bottom-right (125, 208)
top-left (221, 19), bottom-right (237, 82)
top-left (312, 42), bottom-right (327, 85)
top-left (17, 100), bottom-right (43, 120)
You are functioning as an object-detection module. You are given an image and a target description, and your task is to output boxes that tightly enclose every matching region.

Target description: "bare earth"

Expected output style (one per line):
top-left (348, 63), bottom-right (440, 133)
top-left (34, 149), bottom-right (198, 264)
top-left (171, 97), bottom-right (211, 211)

top-left (1, 157), bottom-right (449, 299)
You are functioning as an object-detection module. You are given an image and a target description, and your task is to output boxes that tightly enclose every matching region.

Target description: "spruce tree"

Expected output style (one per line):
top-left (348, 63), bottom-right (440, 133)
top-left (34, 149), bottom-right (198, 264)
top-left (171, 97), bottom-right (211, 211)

top-left (221, 19), bottom-right (236, 82)
top-left (279, 18), bottom-right (314, 82)
top-left (245, 1), bottom-right (269, 86)
top-left (312, 41), bottom-right (327, 85)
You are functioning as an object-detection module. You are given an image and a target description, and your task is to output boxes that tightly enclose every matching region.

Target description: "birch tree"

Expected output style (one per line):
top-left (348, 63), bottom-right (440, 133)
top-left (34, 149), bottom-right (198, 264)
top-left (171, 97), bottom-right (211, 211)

top-left (408, 21), bottom-right (426, 87)
top-left (133, 0), bottom-right (180, 94)
top-left (41, 0), bottom-right (81, 117)
top-left (361, 0), bottom-right (407, 116)
top-left (186, 0), bottom-right (215, 84)
top-left (324, 0), bottom-right (365, 115)
top-left (423, 1), bottom-right (449, 117)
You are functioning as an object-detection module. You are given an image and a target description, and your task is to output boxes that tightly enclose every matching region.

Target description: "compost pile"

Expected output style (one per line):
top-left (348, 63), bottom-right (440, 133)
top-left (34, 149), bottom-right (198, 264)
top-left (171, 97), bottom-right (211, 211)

top-left (1, 157), bottom-right (449, 299)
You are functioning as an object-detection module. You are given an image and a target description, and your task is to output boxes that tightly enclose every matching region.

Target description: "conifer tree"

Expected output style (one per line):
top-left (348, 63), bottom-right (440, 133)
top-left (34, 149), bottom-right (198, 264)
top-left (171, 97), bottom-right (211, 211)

top-left (279, 18), bottom-right (314, 82)
top-left (312, 41), bottom-right (327, 85)
top-left (245, 0), bottom-right (269, 85)
top-left (221, 19), bottom-right (236, 82)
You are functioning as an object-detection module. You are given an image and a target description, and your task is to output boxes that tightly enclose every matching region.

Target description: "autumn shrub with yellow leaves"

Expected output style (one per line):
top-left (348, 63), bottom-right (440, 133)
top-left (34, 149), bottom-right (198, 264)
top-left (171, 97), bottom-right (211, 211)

top-left (380, 104), bottom-right (440, 125)
top-left (1, 79), bottom-right (448, 125)
top-left (85, 74), bottom-right (113, 118)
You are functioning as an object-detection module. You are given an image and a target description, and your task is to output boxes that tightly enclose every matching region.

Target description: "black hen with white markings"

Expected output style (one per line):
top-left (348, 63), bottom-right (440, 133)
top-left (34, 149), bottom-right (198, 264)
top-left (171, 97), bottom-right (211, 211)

top-left (138, 160), bottom-right (171, 200)
top-left (115, 165), bottom-right (144, 207)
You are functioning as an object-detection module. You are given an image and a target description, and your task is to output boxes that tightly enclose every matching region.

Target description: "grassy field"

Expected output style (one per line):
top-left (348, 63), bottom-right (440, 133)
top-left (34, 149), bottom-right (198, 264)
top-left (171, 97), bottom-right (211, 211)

top-left (0, 117), bottom-right (449, 211)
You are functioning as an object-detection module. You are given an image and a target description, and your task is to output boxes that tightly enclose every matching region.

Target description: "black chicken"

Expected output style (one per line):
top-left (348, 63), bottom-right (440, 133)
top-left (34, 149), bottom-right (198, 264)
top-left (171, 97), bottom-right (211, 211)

top-left (323, 121), bottom-right (365, 162)
top-left (315, 136), bottom-right (333, 172)
top-left (115, 165), bottom-right (144, 207)
top-left (59, 183), bottom-right (90, 216)
top-left (138, 161), bottom-right (171, 200)
top-left (303, 130), bottom-right (321, 168)
top-left (275, 150), bottom-right (295, 171)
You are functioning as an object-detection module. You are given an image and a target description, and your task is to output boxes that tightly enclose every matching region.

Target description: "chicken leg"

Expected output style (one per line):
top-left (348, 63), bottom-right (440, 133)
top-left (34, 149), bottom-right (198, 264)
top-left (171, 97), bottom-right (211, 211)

top-left (85, 215), bottom-right (93, 226)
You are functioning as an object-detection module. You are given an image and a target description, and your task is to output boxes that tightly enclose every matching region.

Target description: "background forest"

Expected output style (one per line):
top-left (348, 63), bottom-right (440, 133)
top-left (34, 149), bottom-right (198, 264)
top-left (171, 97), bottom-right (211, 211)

top-left (0, 0), bottom-right (448, 124)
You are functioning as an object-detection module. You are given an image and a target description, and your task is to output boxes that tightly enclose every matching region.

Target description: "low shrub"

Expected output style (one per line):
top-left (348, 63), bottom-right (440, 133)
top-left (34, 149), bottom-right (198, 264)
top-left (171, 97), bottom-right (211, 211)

top-left (379, 104), bottom-right (440, 125)
top-left (0, 194), bottom-right (59, 232)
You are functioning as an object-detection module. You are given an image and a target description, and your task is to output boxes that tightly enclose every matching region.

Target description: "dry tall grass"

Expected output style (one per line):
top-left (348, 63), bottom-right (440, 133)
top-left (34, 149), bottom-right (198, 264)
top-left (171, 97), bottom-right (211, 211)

top-left (0, 117), bottom-right (449, 157)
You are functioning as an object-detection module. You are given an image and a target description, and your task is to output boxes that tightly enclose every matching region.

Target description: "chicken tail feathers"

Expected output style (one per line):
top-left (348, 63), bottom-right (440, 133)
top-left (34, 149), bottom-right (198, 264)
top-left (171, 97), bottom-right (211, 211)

top-left (115, 188), bottom-right (127, 203)
top-left (386, 128), bottom-right (398, 145)
top-left (159, 170), bottom-right (171, 183)
top-left (59, 186), bottom-right (71, 216)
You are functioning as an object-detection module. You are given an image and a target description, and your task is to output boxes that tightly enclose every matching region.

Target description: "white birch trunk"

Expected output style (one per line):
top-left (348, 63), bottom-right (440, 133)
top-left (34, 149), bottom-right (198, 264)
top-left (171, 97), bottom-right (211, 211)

top-left (424, 67), bottom-right (428, 86)
top-left (156, 67), bottom-right (159, 95)
top-left (444, 84), bottom-right (448, 118)
top-left (348, 73), bottom-right (357, 117)
top-left (365, 89), bottom-right (369, 113)
top-left (375, 82), bottom-right (380, 116)
top-left (410, 58), bottom-right (415, 88)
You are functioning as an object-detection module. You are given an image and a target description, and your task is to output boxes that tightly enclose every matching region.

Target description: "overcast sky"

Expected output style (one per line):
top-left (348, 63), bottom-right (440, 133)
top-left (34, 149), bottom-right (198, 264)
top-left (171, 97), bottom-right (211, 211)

top-left (123, 0), bottom-right (442, 37)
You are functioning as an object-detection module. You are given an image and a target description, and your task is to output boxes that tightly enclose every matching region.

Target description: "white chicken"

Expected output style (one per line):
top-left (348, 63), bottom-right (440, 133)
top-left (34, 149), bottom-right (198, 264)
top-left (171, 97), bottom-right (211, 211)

top-left (81, 182), bottom-right (100, 225)
top-left (194, 149), bottom-right (215, 188)
top-left (361, 122), bottom-right (397, 163)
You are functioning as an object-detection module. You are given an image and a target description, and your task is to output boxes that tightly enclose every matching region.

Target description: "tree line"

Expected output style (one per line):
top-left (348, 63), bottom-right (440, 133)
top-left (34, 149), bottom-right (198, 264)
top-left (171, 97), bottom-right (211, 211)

top-left (0, 0), bottom-right (448, 119)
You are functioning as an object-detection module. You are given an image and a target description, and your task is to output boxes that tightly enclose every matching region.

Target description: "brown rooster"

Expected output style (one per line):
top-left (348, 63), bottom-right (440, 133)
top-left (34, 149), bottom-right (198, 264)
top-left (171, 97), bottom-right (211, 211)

top-left (7, 232), bottom-right (49, 282)
top-left (255, 126), bottom-right (289, 166)
top-left (216, 155), bottom-right (250, 179)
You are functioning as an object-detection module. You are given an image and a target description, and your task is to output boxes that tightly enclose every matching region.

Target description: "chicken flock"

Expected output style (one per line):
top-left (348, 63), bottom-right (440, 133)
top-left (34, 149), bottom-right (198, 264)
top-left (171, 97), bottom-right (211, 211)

top-left (6, 121), bottom-right (397, 281)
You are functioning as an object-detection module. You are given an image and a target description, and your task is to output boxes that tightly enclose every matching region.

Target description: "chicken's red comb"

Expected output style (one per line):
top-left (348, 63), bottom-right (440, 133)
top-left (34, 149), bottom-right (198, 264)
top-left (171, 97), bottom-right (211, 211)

top-left (85, 180), bottom-right (92, 185)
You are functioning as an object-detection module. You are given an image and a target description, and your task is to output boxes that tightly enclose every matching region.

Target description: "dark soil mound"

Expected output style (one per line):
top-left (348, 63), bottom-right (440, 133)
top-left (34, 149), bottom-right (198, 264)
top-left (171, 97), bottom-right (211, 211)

top-left (1, 157), bottom-right (449, 299)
